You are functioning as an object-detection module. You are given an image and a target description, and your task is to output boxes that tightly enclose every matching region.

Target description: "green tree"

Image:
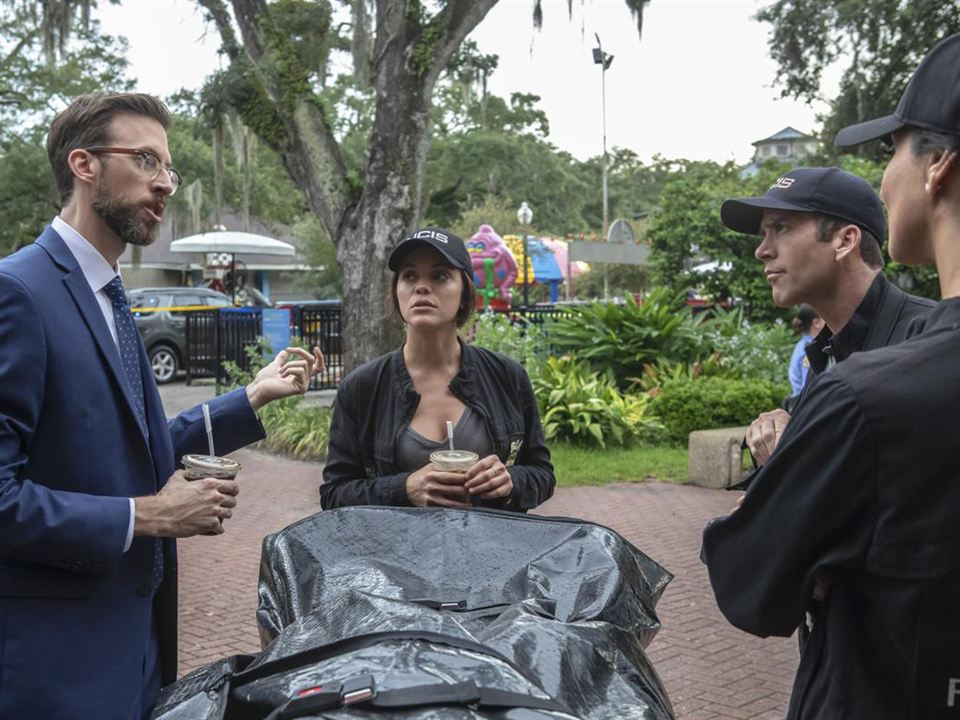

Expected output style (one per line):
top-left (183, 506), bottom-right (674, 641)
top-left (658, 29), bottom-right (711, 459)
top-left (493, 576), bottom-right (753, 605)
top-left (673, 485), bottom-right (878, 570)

top-left (195, 0), bottom-right (651, 371)
top-left (647, 160), bottom-right (794, 322)
top-left (0, 0), bottom-right (129, 255)
top-left (757, 0), bottom-right (960, 160)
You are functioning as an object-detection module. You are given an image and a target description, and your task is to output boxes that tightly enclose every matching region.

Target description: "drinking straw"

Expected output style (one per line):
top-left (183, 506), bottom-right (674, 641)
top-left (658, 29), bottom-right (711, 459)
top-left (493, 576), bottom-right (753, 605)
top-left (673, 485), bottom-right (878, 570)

top-left (202, 403), bottom-right (215, 457)
top-left (446, 420), bottom-right (455, 451)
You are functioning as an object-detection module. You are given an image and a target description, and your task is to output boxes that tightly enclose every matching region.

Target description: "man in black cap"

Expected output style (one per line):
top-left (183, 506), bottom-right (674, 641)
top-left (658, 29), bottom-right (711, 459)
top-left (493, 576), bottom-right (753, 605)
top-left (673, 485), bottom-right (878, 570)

top-left (720, 167), bottom-right (933, 466)
top-left (703, 33), bottom-right (960, 719)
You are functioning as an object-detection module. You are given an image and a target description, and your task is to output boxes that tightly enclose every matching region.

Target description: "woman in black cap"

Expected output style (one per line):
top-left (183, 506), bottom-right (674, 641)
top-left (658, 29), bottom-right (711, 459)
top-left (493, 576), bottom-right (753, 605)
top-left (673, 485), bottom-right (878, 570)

top-left (320, 227), bottom-right (555, 511)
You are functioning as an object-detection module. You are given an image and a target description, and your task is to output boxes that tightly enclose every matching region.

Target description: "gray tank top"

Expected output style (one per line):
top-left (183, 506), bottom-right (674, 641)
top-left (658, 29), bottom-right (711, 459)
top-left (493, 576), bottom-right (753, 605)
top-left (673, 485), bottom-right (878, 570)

top-left (396, 406), bottom-right (494, 472)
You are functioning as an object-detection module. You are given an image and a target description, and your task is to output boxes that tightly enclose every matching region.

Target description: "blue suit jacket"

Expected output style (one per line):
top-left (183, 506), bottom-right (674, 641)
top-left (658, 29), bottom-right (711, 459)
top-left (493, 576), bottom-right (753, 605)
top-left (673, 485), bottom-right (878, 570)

top-left (0, 227), bottom-right (265, 718)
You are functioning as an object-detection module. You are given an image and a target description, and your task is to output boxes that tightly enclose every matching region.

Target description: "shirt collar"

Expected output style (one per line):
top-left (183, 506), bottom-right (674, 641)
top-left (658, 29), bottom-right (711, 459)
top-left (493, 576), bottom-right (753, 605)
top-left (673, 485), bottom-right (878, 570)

top-left (806, 272), bottom-right (885, 373)
top-left (829, 272), bottom-right (886, 361)
top-left (52, 216), bottom-right (120, 293)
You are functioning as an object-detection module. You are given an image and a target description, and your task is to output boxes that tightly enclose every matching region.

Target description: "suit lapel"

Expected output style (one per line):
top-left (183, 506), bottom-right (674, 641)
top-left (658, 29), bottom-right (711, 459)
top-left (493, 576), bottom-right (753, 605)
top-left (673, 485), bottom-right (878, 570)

top-left (37, 227), bottom-right (151, 447)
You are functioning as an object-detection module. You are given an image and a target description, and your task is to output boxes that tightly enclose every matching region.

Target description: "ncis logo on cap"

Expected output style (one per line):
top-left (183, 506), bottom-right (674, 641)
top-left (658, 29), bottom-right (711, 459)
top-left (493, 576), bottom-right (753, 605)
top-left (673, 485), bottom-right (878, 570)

top-left (410, 229), bottom-right (449, 244)
top-left (770, 177), bottom-right (796, 190)
top-left (387, 226), bottom-right (471, 271)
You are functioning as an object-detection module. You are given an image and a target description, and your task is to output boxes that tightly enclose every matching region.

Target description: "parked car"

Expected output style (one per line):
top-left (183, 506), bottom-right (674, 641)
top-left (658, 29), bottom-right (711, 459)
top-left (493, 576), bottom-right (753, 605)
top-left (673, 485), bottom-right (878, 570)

top-left (128, 287), bottom-right (233, 384)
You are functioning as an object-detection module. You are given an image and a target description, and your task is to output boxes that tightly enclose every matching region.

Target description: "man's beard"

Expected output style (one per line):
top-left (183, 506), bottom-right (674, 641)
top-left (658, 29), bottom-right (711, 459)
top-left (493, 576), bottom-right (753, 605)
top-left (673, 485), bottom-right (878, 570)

top-left (92, 187), bottom-right (159, 247)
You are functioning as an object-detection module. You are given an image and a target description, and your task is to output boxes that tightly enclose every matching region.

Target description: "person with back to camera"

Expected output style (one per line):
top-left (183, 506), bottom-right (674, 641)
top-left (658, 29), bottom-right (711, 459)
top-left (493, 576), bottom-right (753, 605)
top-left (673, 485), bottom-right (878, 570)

top-left (321, 227), bottom-right (555, 511)
top-left (703, 33), bottom-right (960, 719)
top-left (787, 304), bottom-right (824, 399)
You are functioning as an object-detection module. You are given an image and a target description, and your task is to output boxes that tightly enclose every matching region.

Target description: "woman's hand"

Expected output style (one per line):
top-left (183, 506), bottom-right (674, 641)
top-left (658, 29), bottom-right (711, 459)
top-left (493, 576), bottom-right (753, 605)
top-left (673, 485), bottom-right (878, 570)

top-left (405, 463), bottom-right (473, 507)
top-left (463, 454), bottom-right (513, 500)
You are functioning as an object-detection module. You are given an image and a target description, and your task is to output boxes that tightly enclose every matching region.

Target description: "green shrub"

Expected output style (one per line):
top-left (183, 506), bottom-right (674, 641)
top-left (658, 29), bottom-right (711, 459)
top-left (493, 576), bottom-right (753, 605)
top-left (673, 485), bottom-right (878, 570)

top-left (547, 288), bottom-right (707, 386)
top-left (470, 309), bottom-right (543, 369)
top-left (258, 400), bottom-right (332, 461)
top-left (651, 376), bottom-right (789, 444)
top-left (701, 307), bottom-right (796, 384)
top-left (222, 338), bottom-right (332, 460)
top-left (531, 356), bottom-right (661, 448)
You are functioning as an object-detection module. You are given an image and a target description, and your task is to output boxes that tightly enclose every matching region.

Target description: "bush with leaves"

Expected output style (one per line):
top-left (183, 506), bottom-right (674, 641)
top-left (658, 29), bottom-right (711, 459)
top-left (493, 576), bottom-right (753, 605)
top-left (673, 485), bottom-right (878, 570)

top-left (530, 356), bottom-right (661, 448)
top-left (546, 288), bottom-right (708, 386)
top-left (222, 339), bottom-right (332, 461)
top-left (469, 309), bottom-right (544, 368)
top-left (650, 376), bottom-right (789, 444)
top-left (699, 307), bottom-right (796, 384)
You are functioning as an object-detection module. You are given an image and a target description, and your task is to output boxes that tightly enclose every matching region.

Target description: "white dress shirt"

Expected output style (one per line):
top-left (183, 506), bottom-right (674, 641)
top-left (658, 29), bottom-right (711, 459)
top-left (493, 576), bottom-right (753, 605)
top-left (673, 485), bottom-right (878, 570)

top-left (52, 216), bottom-right (137, 552)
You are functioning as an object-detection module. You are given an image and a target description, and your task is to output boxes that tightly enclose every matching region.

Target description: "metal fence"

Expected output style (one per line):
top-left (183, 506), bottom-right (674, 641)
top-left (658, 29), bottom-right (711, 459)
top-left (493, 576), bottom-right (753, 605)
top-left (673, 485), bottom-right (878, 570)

top-left (184, 303), bottom-right (567, 390)
top-left (184, 306), bottom-right (343, 390)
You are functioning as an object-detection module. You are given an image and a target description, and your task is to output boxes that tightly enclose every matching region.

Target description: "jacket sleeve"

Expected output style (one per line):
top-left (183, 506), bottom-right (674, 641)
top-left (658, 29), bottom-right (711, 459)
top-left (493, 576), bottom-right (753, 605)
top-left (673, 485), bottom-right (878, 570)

top-left (701, 375), bottom-right (874, 637)
top-left (320, 381), bottom-right (410, 509)
top-left (505, 366), bottom-right (556, 510)
top-left (0, 272), bottom-right (128, 575)
top-left (168, 387), bottom-right (266, 460)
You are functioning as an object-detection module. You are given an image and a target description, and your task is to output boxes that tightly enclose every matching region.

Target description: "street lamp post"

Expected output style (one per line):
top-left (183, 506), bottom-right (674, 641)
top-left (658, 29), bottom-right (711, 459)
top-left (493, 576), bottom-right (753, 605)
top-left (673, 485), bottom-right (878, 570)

top-left (517, 201), bottom-right (533, 308)
top-left (593, 34), bottom-right (613, 300)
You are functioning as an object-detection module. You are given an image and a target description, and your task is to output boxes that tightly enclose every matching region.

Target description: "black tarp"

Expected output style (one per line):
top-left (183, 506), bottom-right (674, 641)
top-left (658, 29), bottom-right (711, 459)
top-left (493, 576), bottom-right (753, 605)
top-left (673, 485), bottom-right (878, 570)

top-left (153, 507), bottom-right (675, 720)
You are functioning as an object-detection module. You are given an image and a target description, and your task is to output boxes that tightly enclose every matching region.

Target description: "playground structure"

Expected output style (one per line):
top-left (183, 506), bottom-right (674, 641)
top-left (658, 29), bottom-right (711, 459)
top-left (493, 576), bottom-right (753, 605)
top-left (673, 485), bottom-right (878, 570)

top-left (467, 224), bottom-right (588, 308)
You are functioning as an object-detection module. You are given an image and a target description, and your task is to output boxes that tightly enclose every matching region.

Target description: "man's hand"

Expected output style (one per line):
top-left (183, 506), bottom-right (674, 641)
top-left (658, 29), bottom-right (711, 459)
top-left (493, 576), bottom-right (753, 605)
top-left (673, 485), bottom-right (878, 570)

top-left (246, 347), bottom-right (325, 411)
top-left (745, 408), bottom-right (791, 466)
top-left (463, 454), bottom-right (513, 500)
top-left (405, 464), bottom-right (473, 508)
top-left (134, 470), bottom-right (239, 537)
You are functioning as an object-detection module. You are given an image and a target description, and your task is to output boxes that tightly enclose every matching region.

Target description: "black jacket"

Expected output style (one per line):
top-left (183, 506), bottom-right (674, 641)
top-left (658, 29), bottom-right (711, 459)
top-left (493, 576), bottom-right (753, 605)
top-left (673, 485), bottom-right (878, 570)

top-left (802, 272), bottom-right (934, 380)
top-left (704, 298), bottom-right (960, 719)
top-left (321, 341), bottom-right (555, 511)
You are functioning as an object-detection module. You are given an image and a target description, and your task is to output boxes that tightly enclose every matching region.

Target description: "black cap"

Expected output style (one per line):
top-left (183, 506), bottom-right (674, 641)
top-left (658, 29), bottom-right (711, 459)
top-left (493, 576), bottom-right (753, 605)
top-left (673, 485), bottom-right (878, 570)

top-left (387, 227), bottom-right (471, 272)
top-left (720, 167), bottom-right (886, 243)
top-left (836, 33), bottom-right (960, 149)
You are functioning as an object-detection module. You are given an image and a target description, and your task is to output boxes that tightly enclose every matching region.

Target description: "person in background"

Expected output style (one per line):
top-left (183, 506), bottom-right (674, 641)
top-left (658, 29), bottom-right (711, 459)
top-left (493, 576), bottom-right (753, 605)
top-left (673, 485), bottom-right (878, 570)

top-left (321, 227), bottom-right (555, 512)
top-left (787, 304), bottom-right (824, 398)
top-left (703, 33), bottom-right (960, 718)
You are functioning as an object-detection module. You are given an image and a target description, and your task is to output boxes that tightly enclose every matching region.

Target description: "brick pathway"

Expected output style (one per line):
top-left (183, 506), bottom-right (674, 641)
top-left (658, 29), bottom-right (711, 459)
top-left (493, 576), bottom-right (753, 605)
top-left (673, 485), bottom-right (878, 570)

top-left (176, 448), bottom-right (797, 719)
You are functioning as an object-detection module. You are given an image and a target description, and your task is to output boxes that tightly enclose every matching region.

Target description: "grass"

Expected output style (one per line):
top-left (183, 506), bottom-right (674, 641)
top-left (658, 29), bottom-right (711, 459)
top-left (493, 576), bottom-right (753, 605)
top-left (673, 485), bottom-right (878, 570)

top-left (550, 442), bottom-right (688, 487)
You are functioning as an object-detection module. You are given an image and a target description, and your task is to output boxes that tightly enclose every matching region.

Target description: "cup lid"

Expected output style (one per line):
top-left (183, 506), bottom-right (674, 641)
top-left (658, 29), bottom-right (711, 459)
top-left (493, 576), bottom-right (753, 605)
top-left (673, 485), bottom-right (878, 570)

top-left (182, 454), bottom-right (242, 472)
top-left (430, 450), bottom-right (479, 463)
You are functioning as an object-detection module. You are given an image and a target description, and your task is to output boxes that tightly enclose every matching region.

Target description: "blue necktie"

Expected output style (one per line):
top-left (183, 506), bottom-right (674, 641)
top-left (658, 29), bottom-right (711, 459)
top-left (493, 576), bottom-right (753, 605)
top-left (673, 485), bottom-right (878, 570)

top-left (103, 276), bottom-right (163, 591)
top-left (103, 276), bottom-right (147, 431)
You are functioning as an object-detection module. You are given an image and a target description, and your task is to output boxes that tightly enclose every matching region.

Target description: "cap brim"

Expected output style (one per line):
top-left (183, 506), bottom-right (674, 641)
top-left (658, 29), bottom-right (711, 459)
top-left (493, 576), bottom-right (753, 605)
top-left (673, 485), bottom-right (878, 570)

top-left (387, 238), bottom-right (463, 271)
top-left (835, 113), bottom-right (905, 149)
top-left (720, 196), bottom-right (815, 235)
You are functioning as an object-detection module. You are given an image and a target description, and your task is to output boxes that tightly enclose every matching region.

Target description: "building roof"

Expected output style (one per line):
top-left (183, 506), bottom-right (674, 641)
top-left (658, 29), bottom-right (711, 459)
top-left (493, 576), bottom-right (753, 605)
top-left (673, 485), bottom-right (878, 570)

top-left (752, 126), bottom-right (815, 145)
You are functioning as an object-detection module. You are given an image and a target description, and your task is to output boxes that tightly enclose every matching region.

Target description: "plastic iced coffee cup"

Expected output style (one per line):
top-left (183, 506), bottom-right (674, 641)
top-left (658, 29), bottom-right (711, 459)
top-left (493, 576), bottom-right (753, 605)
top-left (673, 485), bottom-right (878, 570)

top-left (181, 454), bottom-right (241, 533)
top-left (429, 450), bottom-right (479, 473)
top-left (181, 454), bottom-right (242, 480)
top-left (430, 450), bottom-right (479, 505)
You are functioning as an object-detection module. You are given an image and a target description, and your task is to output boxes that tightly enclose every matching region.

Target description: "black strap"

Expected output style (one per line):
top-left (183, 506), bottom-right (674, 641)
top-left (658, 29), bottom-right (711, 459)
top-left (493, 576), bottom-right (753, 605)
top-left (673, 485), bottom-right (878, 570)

top-left (268, 678), bottom-right (569, 719)
top-left (233, 629), bottom-right (538, 688)
top-left (409, 598), bottom-right (558, 621)
top-left (862, 279), bottom-right (907, 351)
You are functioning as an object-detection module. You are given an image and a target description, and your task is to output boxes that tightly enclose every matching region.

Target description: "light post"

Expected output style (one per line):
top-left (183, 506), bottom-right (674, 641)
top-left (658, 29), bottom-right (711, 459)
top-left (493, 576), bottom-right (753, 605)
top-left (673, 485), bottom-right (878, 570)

top-left (593, 33), bottom-right (613, 300)
top-left (517, 201), bottom-right (533, 308)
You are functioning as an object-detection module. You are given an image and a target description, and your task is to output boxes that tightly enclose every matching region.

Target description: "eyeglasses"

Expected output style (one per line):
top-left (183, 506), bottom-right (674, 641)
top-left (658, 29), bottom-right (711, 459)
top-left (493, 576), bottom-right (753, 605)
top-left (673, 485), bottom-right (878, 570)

top-left (85, 146), bottom-right (182, 196)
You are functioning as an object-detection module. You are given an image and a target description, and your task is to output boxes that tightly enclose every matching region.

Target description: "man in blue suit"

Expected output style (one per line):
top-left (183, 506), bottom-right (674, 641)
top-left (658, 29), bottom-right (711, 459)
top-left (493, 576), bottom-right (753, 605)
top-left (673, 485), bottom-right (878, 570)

top-left (0, 93), bottom-right (323, 719)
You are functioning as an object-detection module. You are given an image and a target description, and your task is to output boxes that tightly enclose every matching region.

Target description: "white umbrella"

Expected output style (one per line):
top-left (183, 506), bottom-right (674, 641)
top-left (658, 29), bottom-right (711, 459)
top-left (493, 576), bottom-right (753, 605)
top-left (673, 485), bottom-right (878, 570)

top-left (170, 230), bottom-right (296, 256)
top-left (170, 231), bottom-right (296, 301)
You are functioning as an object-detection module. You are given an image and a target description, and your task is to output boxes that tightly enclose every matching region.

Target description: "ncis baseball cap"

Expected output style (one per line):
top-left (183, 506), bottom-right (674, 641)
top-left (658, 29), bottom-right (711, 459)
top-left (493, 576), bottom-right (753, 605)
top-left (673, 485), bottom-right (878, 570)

top-left (388, 227), bottom-right (471, 272)
top-left (836, 33), bottom-right (960, 149)
top-left (720, 167), bottom-right (886, 243)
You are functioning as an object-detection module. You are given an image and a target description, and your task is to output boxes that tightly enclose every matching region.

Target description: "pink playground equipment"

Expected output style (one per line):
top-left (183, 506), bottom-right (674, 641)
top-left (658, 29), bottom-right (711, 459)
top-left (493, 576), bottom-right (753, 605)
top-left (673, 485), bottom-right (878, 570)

top-left (467, 224), bottom-right (518, 310)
